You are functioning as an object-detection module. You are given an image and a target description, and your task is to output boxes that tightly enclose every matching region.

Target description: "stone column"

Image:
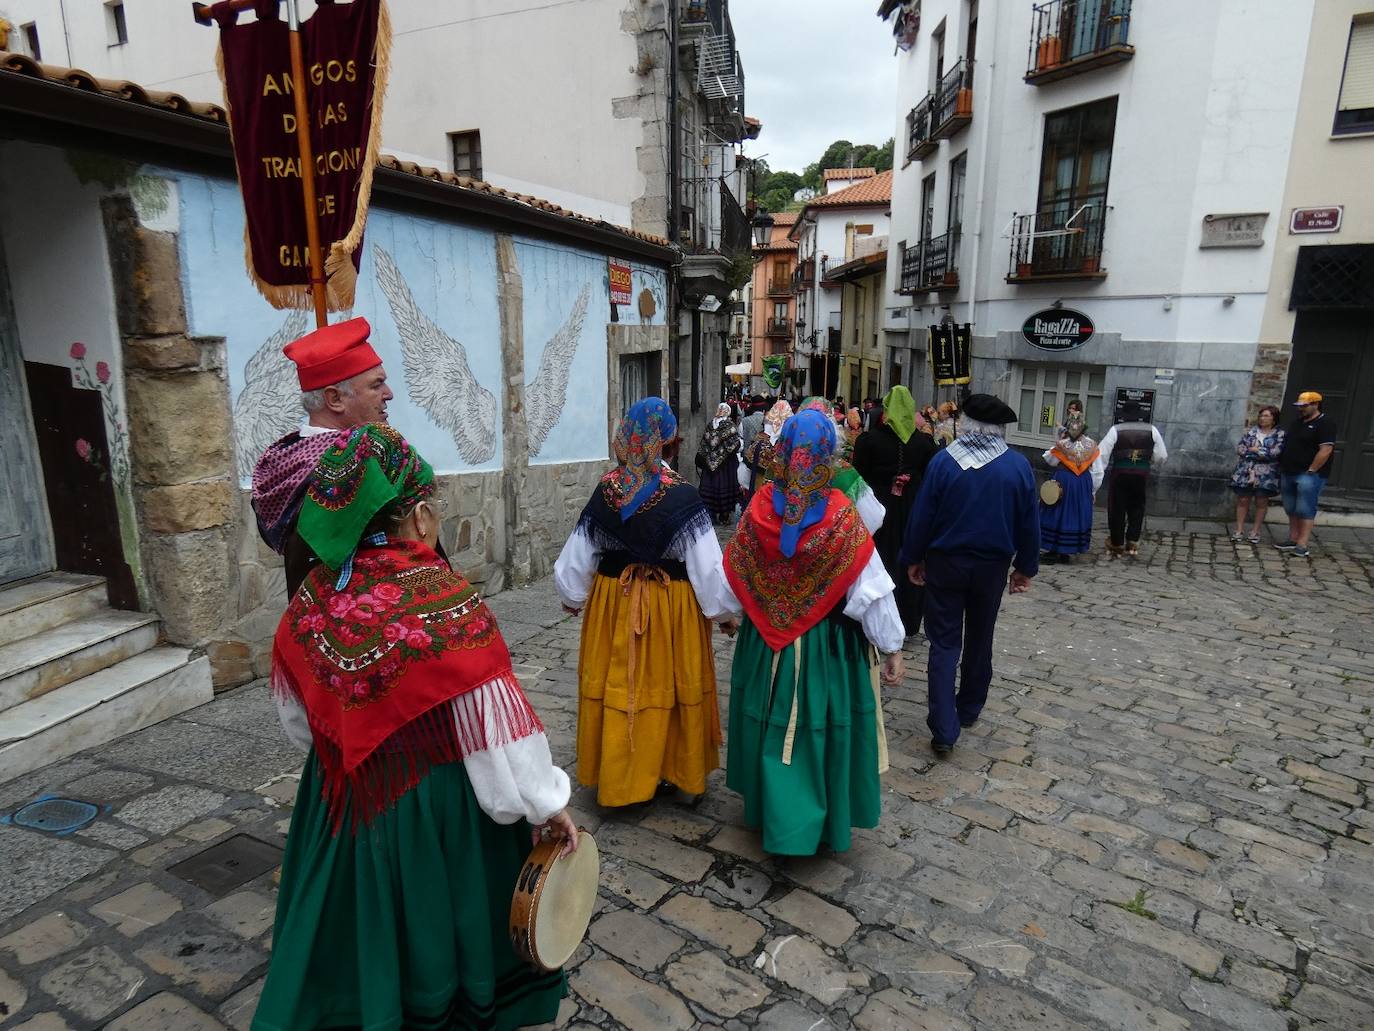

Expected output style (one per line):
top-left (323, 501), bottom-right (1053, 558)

top-left (102, 196), bottom-right (244, 689)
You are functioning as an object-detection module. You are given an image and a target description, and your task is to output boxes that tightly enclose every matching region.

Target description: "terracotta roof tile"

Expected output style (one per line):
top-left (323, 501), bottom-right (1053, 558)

top-left (822, 167), bottom-right (876, 180)
top-left (0, 51), bottom-right (670, 250)
top-left (770, 211), bottom-right (799, 225)
top-left (804, 170), bottom-right (892, 209)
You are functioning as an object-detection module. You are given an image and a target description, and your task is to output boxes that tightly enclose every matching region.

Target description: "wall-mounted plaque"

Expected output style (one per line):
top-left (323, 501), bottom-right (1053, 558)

top-left (1200, 212), bottom-right (1267, 248)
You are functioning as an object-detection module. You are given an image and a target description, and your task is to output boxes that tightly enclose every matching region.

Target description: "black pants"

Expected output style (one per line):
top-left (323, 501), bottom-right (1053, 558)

top-left (1107, 472), bottom-right (1148, 546)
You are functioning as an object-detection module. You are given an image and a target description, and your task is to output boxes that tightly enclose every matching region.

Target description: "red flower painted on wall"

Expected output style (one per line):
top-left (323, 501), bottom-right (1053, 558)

top-left (68, 345), bottom-right (128, 488)
top-left (96, 361), bottom-right (111, 384)
top-left (70, 342), bottom-right (87, 360)
top-left (75, 438), bottom-right (92, 461)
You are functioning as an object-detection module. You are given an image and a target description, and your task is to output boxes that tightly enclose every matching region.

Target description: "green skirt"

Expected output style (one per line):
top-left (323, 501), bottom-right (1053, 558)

top-left (252, 755), bottom-right (566, 1031)
top-left (726, 617), bottom-right (885, 855)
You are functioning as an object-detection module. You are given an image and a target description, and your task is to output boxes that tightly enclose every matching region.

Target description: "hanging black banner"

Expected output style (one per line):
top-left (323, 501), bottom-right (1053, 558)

top-left (929, 323), bottom-right (971, 386)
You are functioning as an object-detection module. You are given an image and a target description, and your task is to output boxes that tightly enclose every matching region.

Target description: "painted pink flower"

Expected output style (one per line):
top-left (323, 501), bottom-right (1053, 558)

top-left (405, 629), bottom-right (433, 649)
top-left (75, 438), bottom-right (92, 460)
top-left (96, 361), bottom-right (111, 384)
top-left (326, 594), bottom-right (355, 619)
top-left (70, 342), bottom-right (86, 360)
top-left (383, 622), bottom-right (407, 643)
top-left (372, 582), bottom-right (403, 604)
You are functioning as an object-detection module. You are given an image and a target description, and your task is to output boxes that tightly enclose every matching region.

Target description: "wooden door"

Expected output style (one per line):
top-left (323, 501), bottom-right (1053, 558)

top-left (0, 240), bottom-right (54, 584)
top-left (1286, 311), bottom-right (1374, 495)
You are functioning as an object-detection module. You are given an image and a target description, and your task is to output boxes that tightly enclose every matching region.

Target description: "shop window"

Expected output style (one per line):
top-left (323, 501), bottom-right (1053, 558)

top-left (1010, 362), bottom-right (1106, 444)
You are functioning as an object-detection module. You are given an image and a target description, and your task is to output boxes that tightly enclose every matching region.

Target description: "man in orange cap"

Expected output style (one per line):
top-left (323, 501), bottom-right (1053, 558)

top-left (1276, 390), bottom-right (1336, 558)
top-left (251, 317), bottom-right (398, 595)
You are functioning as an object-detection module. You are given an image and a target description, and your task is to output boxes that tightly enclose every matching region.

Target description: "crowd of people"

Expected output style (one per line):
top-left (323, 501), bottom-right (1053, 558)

top-left (241, 316), bottom-right (1338, 1029)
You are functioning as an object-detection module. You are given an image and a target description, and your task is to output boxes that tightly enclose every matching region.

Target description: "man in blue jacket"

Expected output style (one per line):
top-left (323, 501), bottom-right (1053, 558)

top-left (901, 393), bottom-right (1039, 756)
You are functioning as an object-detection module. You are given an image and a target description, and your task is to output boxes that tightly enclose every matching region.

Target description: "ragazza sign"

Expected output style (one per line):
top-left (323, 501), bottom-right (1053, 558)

top-left (1021, 307), bottom-right (1094, 352)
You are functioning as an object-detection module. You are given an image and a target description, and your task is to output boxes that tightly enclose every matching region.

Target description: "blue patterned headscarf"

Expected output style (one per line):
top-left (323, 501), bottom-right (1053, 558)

top-left (605, 397), bottom-right (678, 521)
top-left (772, 409), bottom-right (836, 557)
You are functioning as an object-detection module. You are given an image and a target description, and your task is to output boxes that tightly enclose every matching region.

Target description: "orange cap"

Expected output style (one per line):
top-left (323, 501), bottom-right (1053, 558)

top-left (1294, 391), bottom-right (1323, 405)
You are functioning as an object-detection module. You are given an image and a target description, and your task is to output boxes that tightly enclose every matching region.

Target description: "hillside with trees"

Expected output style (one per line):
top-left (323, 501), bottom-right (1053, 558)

top-left (751, 138), bottom-right (895, 213)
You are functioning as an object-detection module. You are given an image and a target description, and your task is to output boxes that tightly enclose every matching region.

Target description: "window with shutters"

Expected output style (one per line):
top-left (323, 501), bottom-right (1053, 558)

top-left (449, 130), bottom-right (482, 180)
top-left (1335, 16), bottom-right (1374, 135)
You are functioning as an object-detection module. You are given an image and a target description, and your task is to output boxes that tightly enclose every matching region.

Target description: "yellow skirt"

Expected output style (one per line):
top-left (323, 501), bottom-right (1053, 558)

top-left (576, 569), bottom-right (721, 806)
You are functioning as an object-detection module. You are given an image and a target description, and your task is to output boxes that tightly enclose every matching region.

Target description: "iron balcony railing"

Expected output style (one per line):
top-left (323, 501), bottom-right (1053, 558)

top-left (930, 58), bottom-right (974, 136)
top-left (899, 231), bottom-right (961, 293)
top-left (766, 317), bottom-right (792, 337)
top-left (768, 275), bottom-right (792, 296)
top-left (1007, 203), bottom-right (1108, 279)
top-left (719, 179), bottom-right (751, 258)
top-left (905, 96), bottom-right (934, 161)
top-left (1026, 0), bottom-right (1133, 82)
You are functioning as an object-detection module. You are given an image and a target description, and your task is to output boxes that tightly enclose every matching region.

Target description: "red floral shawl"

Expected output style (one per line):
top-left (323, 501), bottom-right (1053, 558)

top-left (724, 484), bottom-right (874, 651)
top-left (271, 538), bottom-right (539, 829)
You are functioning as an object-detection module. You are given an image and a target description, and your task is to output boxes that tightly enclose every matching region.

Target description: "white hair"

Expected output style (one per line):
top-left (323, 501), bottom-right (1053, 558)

top-left (300, 378), bottom-right (354, 414)
top-left (956, 416), bottom-right (1008, 438)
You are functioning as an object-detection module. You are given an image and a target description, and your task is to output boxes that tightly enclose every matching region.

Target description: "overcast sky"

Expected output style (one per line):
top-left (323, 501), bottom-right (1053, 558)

top-left (730, 0), bottom-right (899, 174)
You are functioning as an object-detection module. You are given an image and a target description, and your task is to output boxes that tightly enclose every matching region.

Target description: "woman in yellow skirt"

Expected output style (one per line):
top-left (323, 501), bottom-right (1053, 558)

top-left (555, 398), bottom-right (740, 806)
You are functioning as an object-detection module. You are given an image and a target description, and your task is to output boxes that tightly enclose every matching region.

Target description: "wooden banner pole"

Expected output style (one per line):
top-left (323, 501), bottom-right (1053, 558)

top-left (285, 0), bottom-right (329, 328)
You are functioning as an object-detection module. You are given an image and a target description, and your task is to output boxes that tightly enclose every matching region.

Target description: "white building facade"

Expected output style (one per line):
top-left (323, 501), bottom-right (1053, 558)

top-left (880, 0), bottom-right (1324, 515)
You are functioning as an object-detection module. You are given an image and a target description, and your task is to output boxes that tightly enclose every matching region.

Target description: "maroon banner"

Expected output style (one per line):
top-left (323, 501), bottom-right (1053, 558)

top-left (215, 0), bottom-right (390, 310)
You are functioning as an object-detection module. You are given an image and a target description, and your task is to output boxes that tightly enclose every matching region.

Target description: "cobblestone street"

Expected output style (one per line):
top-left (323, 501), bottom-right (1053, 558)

top-left (1, 517), bottom-right (1372, 1030)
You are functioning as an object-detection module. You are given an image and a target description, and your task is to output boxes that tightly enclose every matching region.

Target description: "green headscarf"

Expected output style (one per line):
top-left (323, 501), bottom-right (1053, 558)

top-left (882, 385), bottom-right (917, 444)
top-left (297, 423), bottom-right (435, 571)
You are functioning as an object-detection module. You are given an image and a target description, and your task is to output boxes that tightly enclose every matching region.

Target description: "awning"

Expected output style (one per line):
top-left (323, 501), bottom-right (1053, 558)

top-left (725, 363), bottom-right (752, 376)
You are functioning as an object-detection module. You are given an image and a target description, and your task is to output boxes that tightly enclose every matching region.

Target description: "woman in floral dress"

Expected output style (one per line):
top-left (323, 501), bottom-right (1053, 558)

top-left (1229, 405), bottom-right (1284, 544)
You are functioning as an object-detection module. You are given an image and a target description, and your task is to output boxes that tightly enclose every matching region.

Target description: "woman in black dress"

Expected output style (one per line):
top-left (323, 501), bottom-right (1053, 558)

top-left (852, 385), bottom-right (937, 636)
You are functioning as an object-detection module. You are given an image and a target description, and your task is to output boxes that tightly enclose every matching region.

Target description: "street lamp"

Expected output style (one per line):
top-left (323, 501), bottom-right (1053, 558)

top-left (751, 211), bottom-right (775, 248)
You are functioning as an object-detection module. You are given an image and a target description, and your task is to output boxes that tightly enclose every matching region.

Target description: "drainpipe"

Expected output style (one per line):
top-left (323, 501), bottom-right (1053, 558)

top-left (963, 1), bottom-right (1001, 337)
top-left (667, 0), bottom-right (681, 410)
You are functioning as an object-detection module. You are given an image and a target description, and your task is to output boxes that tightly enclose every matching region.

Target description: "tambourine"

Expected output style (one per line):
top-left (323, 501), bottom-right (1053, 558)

top-left (1039, 480), bottom-right (1063, 506)
top-left (509, 828), bottom-right (599, 971)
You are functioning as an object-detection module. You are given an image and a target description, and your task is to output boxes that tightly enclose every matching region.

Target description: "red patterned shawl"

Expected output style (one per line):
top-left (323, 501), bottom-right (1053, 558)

top-left (271, 538), bottom-right (541, 830)
top-left (724, 484), bottom-right (874, 651)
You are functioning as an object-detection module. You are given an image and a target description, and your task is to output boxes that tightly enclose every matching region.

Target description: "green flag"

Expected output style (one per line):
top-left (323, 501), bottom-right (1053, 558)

top-left (762, 354), bottom-right (787, 389)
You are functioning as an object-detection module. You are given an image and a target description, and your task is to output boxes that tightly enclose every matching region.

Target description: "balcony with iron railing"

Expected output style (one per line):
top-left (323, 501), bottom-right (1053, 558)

top-left (904, 59), bottom-right (973, 163)
top-left (898, 231), bottom-right (961, 294)
top-left (1025, 0), bottom-right (1134, 85)
top-left (768, 274), bottom-right (793, 296)
top-left (766, 317), bottom-right (793, 337)
top-left (1006, 204), bottom-right (1108, 282)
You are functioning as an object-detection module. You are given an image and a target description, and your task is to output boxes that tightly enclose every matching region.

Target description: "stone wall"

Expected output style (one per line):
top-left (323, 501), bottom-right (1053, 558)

top-left (103, 195), bottom-right (244, 687)
top-left (975, 330), bottom-right (1260, 519)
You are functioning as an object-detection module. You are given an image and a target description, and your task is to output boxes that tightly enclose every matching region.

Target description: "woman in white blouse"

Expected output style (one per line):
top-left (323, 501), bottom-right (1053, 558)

top-left (555, 398), bottom-right (739, 808)
top-left (723, 409), bottom-right (905, 856)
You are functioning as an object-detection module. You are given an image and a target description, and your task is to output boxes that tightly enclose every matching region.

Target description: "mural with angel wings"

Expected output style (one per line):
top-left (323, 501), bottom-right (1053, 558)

top-left (372, 243), bottom-right (498, 466)
top-left (232, 309), bottom-right (312, 482)
top-left (526, 285), bottom-right (591, 456)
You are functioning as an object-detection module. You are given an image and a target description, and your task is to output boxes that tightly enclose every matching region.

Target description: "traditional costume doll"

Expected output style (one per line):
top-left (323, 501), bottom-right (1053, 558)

top-left (695, 402), bottom-right (742, 524)
top-left (554, 398), bottom-right (737, 807)
top-left (724, 409), bottom-right (905, 855)
top-left (1039, 415), bottom-right (1104, 562)
top-left (257, 424), bottom-right (574, 1031)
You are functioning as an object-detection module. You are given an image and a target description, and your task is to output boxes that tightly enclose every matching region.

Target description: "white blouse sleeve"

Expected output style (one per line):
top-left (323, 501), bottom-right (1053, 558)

top-left (855, 485), bottom-right (886, 533)
top-left (273, 693), bottom-right (314, 753)
top-left (455, 679), bottom-right (571, 825)
top-left (1090, 451), bottom-right (1106, 493)
top-left (684, 525), bottom-right (742, 621)
top-left (1152, 426), bottom-right (1169, 464)
top-left (1042, 448), bottom-right (1061, 467)
top-left (553, 524), bottom-right (599, 609)
top-left (843, 551), bottom-right (905, 654)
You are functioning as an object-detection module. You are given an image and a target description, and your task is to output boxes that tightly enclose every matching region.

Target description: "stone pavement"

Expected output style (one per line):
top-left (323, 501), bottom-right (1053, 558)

top-left (0, 516), bottom-right (1372, 1030)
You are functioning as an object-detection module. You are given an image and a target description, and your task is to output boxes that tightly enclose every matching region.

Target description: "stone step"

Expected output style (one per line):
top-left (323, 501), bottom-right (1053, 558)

top-left (0, 573), bottom-right (107, 643)
top-left (0, 610), bottom-right (160, 714)
top-left (0, 648), bottom-right (213, 784)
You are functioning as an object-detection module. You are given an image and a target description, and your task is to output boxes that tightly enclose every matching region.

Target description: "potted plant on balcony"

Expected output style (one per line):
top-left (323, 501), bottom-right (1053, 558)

top-left (955, 87), bottom-right (973, 118)
top-left (1016, 261), bottom-right (1033, 279)
top-left (1037, 35), bottom-right (1063, 70)
top-left (1080, 255), bottom-right (1101, 274)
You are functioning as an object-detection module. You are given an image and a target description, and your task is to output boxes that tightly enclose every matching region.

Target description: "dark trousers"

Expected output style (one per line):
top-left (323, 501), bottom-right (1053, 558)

top-left (1107, 472), bottom-right (1148, 546)
top-left (923, 552), bottom-right (1009, 747)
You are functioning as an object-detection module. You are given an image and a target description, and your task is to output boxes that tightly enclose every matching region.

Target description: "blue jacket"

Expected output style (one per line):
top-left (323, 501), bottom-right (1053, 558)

top-left (900, 448), bottom-right (1040, 576)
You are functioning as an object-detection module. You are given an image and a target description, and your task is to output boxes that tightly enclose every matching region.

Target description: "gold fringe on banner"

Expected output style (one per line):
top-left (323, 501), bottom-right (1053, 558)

top-left (216, 0), bottom-right (393, 313)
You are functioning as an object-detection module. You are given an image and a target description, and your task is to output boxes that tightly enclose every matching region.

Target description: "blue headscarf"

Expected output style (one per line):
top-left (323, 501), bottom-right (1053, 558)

top-left (772, 409), bottom-right (836, 557)
top-left (605, 397), bottom-right (678, 521)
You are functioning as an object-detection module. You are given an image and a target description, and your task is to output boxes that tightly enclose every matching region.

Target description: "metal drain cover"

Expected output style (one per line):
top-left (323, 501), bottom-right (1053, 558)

top-left (11, 797), bottom-right (98, 834)
top-left (168, 834), bottom-right (283, 897)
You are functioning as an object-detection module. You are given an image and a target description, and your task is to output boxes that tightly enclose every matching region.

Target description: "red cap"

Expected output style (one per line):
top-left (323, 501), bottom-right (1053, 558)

top-left (283, 317), bottom-right (382, 391)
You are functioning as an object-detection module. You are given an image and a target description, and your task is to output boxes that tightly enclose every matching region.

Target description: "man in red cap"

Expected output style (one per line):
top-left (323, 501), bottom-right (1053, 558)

top-left (251, 317), bottom-right (397, 595)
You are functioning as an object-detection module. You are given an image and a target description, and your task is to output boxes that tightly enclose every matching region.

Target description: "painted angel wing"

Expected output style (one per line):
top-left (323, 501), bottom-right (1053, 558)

top-left (234, 308), bottom-right (312, 481)
top-left (526, 284), bottom-right (591, 456)
top-left (372, 244), bottom-right (497, 465)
